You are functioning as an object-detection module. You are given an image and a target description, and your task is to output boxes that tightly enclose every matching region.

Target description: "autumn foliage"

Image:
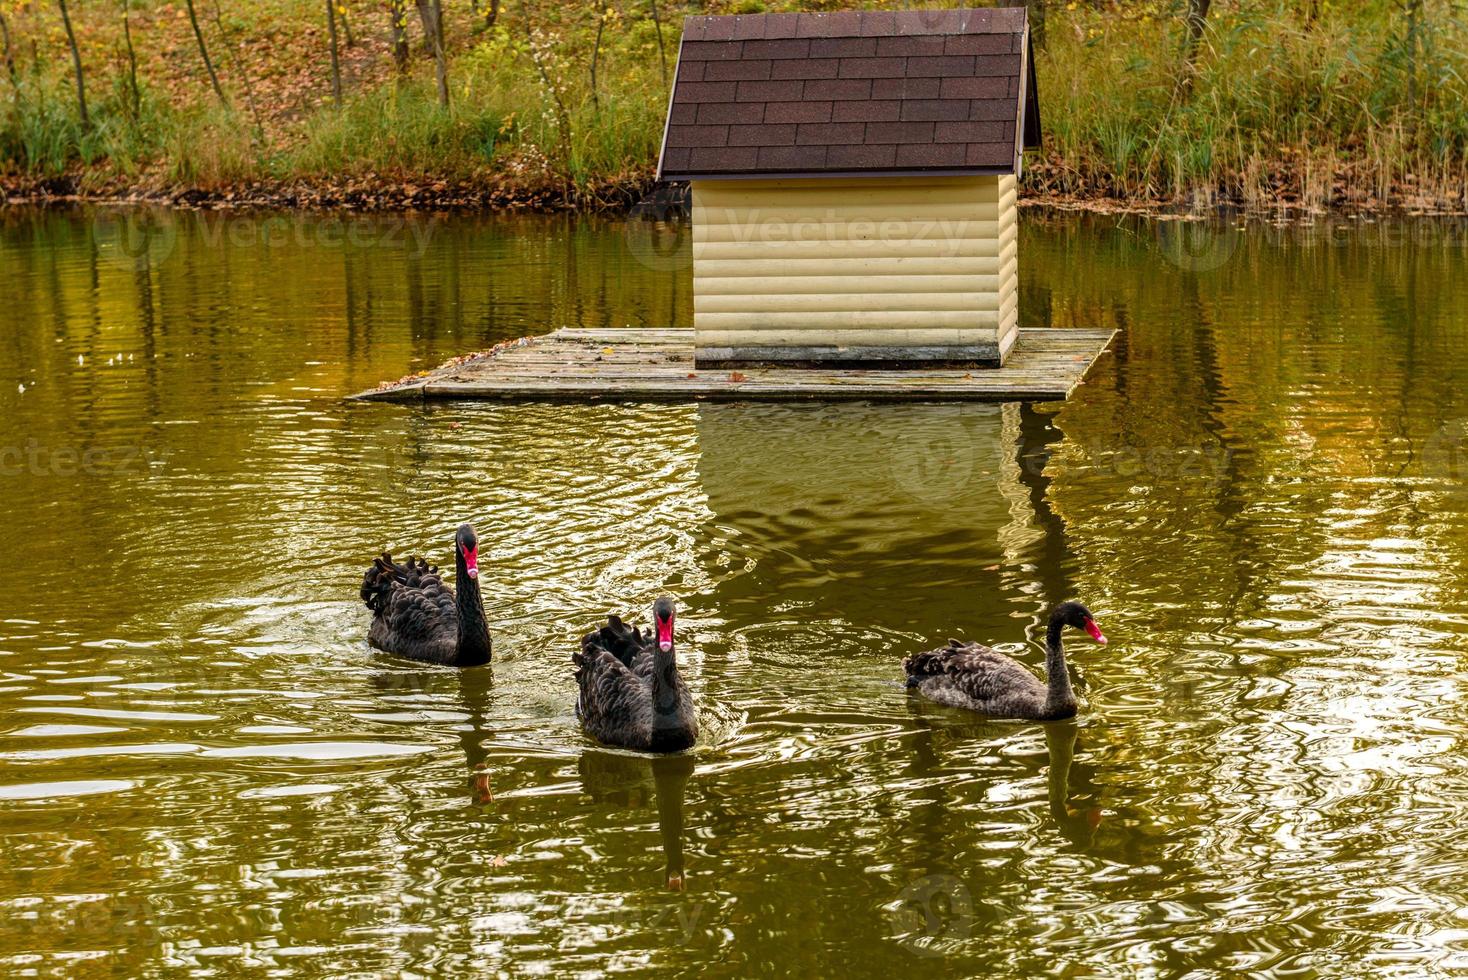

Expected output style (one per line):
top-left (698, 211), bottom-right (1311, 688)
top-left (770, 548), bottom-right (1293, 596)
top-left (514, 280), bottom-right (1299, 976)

top-left (0, 0), bottom-right (1464, 211)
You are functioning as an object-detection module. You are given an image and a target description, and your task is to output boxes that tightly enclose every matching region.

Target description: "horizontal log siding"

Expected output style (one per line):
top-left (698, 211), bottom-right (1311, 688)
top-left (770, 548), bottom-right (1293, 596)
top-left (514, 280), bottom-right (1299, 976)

top-left (691, 175), bottom-right (1019, 364)
top-left (994, 175), bottom-right (1019, 360)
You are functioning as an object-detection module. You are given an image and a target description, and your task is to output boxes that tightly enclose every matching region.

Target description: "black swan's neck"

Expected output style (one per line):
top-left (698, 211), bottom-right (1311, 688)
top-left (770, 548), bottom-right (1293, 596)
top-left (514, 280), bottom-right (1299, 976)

top-left (453, 553), bottom-right (492, 666)
top-left (651, 647), bottom-right (687, 730)
top-left (1044, 617), bottom-right (1076, 715)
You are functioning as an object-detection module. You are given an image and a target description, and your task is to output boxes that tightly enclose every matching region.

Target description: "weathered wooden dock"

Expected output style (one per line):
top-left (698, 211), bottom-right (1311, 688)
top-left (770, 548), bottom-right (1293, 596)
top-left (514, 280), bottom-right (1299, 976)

top-left (352, 327), bottom-right (1115, 404)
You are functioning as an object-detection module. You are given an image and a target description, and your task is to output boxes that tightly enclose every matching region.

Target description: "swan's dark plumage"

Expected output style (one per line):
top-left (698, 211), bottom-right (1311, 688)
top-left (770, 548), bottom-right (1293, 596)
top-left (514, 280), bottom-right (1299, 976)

top-left (574, 597), bottom-right (697, 752)
top-left (359, 524), bottom-right (492, 667)
top-left (903, 601), bottom-right (1105, 721)
top-left (584, 615), bottom-right (651, 674)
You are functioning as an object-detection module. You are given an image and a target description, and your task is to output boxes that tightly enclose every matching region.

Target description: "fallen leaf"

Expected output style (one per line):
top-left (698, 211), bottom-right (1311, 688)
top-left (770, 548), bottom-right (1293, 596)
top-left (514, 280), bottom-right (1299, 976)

top-left (729, 372), bottom-right (748, 382)
top-left (687, 373), bottom-right (697, 379)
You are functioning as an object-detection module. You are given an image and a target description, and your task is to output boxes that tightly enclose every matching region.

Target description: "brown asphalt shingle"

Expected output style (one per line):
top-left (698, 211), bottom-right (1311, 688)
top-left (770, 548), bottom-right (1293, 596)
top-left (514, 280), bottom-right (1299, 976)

top-left (658, 7), bottom-right (1040, 180)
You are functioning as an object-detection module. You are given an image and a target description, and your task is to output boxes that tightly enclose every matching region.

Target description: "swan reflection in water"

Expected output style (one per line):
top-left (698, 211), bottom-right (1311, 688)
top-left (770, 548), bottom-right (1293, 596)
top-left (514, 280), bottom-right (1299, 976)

top-left (1044, 721), bottom-right (1103, 849)
top-left (439, 662), bottom-right (698, 888)
top-left (365, 662), bottom-right (498, 804)
top-left (905, 696), bottom-right (1104, 849)
top-left (578, 750), bottom-right (696, 891)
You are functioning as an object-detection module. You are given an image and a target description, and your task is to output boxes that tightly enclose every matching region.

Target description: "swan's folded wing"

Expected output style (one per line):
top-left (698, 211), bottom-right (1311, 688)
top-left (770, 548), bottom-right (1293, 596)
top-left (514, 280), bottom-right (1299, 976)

top-left (904, 642), bottom-right (1039, 702)
top-left (587, 615), bottom-right (649, 668)
top-left (574, 645), bottom-right (651, 739)
top-left (362, 554), bottom-right (450, 611)
top-left (381, 579), bottom-right (458, 647)
top-left (580, 614), bottom-right (658, 678)
top-left (942, 646), bottom-right (1042, 704)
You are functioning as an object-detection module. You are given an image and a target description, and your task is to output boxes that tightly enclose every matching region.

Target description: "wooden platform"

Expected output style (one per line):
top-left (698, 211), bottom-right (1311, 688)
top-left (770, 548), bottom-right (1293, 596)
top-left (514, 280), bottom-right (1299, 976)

top-left (352, 327), bottom-right (1116, 404)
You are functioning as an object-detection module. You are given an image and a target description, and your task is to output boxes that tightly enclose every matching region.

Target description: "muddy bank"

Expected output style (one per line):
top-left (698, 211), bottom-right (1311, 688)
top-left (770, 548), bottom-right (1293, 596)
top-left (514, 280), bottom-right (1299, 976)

top-left (3, 165), bottom-right (1465, 217)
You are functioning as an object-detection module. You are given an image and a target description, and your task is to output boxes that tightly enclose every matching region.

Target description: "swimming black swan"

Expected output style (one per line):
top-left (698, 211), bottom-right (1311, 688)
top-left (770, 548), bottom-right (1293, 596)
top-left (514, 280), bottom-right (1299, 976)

top-left (358, 523), bottom-right (492, 667)
top-left (574, 597), bottom-right (698, 752)
top-left (903, 601), bottom-right (1106, 720)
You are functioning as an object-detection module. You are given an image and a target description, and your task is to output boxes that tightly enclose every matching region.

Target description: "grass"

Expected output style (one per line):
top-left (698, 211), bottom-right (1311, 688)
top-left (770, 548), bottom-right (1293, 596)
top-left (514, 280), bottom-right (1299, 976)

top-left (1033, 1), bottom-right (1468, 210)
top-left (1, 0), bottom-right (1465, 211)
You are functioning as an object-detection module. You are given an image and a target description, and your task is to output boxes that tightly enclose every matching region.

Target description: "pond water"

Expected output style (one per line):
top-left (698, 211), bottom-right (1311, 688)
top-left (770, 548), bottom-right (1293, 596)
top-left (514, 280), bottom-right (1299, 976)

top-left (2, 206), bottom-right (1467, 977)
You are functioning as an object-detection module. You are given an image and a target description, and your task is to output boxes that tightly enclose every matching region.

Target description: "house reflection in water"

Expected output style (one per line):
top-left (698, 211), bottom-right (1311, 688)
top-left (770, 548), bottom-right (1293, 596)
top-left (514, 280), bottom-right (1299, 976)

top-left (691, 400), bottom-right (1076, 639)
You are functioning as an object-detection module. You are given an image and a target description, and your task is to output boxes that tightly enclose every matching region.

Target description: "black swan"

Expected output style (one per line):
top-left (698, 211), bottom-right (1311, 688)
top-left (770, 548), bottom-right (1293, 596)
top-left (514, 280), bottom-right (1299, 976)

top-left (358, 523), bottom-right (492, 667)
top-left (903, 601), bottom-right (1106, 721)
top-left (574, 597), bottom-right (698, 752)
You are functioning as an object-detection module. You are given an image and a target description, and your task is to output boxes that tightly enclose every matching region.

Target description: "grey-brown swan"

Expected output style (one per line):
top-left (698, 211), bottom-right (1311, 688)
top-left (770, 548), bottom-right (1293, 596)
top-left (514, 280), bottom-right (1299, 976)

top-left (903, 601), bottom-right (1106, 720)
top-left (574, 597), bottom-right (698, 752)
top-left (358, 523), bottom-right (492, 667)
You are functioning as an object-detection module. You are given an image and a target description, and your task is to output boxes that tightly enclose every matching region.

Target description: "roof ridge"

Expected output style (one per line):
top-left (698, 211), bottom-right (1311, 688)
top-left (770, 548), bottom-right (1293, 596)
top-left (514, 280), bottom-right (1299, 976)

top-left (680, 8), bottom-right (1028, 42)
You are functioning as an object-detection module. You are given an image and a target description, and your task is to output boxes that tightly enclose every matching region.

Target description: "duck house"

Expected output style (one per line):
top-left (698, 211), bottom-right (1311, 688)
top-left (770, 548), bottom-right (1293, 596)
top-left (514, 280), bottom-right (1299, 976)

top-left (659, 8), bottom-right (1041, 368)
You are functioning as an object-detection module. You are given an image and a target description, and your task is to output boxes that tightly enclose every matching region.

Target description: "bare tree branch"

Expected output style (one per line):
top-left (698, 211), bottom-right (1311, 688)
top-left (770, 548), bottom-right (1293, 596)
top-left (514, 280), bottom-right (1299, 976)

top-left (56, 0), bottom-right (89, 126)
top-left (184, 0), bottom-right (229, 106)
top-left (325, 0), bottom-right (343, 106)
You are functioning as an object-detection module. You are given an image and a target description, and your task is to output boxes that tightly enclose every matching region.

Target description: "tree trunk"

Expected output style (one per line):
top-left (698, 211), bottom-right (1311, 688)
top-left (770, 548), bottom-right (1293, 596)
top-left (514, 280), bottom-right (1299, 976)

top-left (1404, 0), bottom-right (1422, 114)
top-left (325, 0), bottom-right (343, 106)
top-left (590, 7), bottom-right (606, 113)
top-left (57, 0), bottom-right (89, 127)
top-left (210, 0), bottom-right (266, 143)
top-left (184, 0), bottom-right (229, 106)
top-left (648, 0), bottom-right (667, 86)
top-left (468, 0), bottom-right (499, 31)
top-left (121, 0), bottom-right (142, 120)
top-left (428, 0), bottom-right (448, 107)
top-left (415, 0), bottom-right (439, 54)
top-left (1178, 0), bottom-right (1211, 96)
top-left (389, 0), bottom-right (410, 72)
top-left (1184, 0), bottom-right (1211, 63)
top-left (0, 8), bottom-right (19, 91)
top-left (340, 5), bottom-right (356, 46)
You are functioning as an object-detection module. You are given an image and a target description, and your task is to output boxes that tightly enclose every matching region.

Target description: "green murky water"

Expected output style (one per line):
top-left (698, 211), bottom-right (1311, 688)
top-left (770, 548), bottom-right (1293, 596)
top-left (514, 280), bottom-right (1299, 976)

top-left (2, 206), bottom-right (1468, 977)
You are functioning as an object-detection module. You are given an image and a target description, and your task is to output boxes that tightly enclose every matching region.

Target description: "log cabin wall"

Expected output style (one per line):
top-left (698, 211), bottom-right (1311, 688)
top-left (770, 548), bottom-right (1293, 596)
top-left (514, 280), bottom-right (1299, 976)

top-left (691, 174), bottom-right (1018, 366)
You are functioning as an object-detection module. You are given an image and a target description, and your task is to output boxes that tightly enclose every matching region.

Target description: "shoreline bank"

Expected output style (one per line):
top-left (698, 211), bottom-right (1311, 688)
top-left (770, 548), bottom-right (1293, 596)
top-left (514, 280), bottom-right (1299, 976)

top-left (6, 175), bottom-right (1468, 220)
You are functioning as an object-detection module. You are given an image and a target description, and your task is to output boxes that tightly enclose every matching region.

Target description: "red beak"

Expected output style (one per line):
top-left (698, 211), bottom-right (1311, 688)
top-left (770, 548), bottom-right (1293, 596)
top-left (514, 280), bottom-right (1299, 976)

top-left (656, 615), bottom-right (674, 652)
top-left (463, 545), bottom-right (479, 581)
top-left (1084, 619), bottom-right (1106, 645)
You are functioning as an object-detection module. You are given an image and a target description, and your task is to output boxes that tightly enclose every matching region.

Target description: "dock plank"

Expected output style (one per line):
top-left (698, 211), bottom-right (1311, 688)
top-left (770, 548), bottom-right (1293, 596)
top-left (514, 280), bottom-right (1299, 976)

top-left (353, 327), bottom-right (1116, 404)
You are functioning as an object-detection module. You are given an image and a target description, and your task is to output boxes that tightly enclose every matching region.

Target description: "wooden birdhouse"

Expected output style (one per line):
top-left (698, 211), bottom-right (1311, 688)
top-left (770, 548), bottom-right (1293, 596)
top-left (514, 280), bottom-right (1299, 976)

top-left (658, 8), bottom-right (1041, 368)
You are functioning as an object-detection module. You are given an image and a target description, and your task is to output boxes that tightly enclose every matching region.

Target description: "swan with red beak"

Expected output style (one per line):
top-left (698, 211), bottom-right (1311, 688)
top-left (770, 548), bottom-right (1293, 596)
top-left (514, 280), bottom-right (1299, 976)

top-left (903, 601), bottom-right (1107, 721)
top-left (655, 598), bottom-right (675, 652)
top-left (574, 596), bottom-right (698, 752)
top-left (460, 531), bottom-right (479, 581)
top-left (358, 522), bottom-right (492, 667)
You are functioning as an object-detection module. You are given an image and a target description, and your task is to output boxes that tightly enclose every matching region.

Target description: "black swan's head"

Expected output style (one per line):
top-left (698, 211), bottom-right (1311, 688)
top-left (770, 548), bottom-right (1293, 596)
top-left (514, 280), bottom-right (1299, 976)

top-left (456, 523), bottom-right (480, 581)
top-left (652, 597), bottom-right (677, 653)
top-left (1052, 601), bottom-right (1106, 645)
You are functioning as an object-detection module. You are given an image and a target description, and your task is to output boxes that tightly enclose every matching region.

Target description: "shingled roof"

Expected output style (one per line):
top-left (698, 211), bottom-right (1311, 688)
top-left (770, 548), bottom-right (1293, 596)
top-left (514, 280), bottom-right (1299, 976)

top-left (656, 8), bottom-right (1041, 181)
